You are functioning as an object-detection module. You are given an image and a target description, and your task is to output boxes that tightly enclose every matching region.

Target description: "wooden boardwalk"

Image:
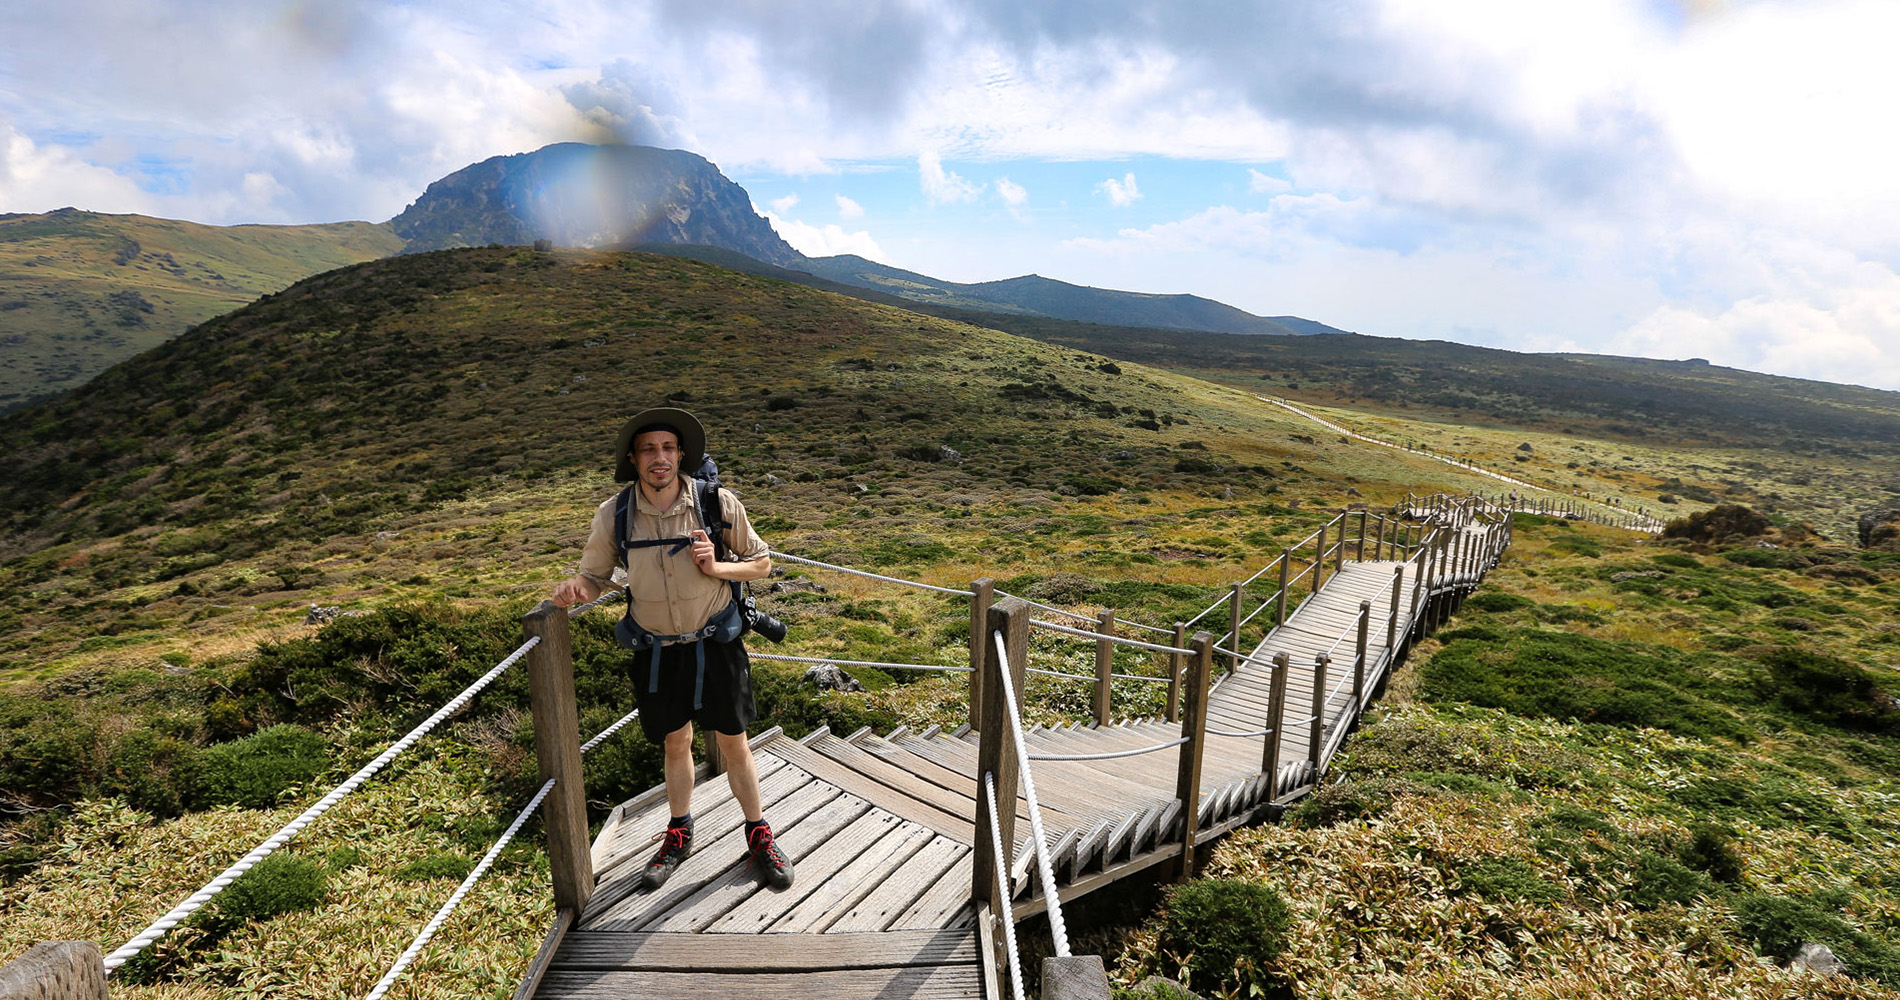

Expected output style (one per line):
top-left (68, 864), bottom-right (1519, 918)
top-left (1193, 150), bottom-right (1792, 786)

top-left (524, 511), bottom-right (1506, 999)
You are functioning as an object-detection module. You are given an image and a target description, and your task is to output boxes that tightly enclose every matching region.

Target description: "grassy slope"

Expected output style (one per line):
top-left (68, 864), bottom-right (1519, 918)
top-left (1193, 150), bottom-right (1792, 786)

top-left (0, 209), bottom-right (403, 409)
top-left (1, 249), bottom-right (1895, 998)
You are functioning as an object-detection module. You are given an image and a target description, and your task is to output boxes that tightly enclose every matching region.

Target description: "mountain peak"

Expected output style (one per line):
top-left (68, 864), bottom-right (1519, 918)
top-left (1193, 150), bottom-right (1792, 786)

top-left (388, 143), bottom-right (802, 265)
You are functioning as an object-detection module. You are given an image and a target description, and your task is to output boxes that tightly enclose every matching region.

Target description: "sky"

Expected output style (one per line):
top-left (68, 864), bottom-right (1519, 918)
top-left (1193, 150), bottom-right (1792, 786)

top-left (4, 1), bottom-right (1900, 389)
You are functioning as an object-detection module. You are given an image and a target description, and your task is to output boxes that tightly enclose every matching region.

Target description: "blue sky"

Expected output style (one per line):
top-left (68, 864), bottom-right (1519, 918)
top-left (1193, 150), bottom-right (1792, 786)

top-left (4, 1), bottom-right (1900, 388)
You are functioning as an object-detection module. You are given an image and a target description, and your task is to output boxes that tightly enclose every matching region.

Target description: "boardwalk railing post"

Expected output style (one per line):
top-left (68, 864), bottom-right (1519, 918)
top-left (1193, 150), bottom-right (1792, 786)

top-left (1174, 632), bottom-right (1214, 881)
top-left (1371, 514), bottom-right (1384, 561)
top-left (973, 598), bottom-right (1028, 967)
top-left (1263, 653), bottom-right (1289, 800)
top-left (1386, 565), bottom-right (1403, 656)
top-left (1357, 510), bottom-right (1369, 561)
top-left (1314, 524), bottom-right (1328, 592)
top-left (1308, 654), bottom-right (1329, 774)
top-left (1093, 609), bottom-right (1115, 727)
top-left (1353, 601), bottom-right (1371, 710)
top-left (1166, 623), bottom-right (1187, 722)
top-left (1226, 584), bottom-right (1243, 673)
top-left (0, 942), bottom-right (106, 1000)
top-left (1276, 549), bottom-right (1291, 626)
top-left (968, 578), bottom-right (994, 732)
top-left (522, 601), bottom-right (594, 915)
top-left (1335, 515), bottom-right (1348, 572)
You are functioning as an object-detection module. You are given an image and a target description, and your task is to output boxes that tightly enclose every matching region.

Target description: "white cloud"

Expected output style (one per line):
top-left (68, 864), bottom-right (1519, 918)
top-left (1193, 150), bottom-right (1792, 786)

top-left (918, 149), bottom-right (981, 203)
top-left (1096, 172), bottom-right (1141, 207)
top-left (995, 177), bottom-right (1027, 206)
top-left (835, 194), bottom-right (864, 219)
top-left (769, 193), bottom-right (800, 215)
top-left (1247, 169), bottom-right (1290, 195)
top-left (764, 209), bottom-right (887, 261)
top-left (0, 122), bottom-right (155, 214)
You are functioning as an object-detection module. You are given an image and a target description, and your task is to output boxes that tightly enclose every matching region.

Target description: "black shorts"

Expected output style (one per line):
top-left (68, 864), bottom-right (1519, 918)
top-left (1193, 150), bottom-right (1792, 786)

top-left (629, 638), bottom-right (756, 742)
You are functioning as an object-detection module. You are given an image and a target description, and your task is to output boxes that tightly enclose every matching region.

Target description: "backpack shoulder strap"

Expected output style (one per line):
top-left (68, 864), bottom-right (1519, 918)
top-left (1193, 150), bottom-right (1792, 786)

top-left (612, 485), bottom-right (638, 563)
top-left (697, 480), bottom-right (732, 561)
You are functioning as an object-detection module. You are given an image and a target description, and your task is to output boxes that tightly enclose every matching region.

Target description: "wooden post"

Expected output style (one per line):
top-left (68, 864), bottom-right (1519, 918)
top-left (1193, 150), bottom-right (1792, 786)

top-left (1093, 609), bottom-right (1115, 727)
top-left (1371, 515), bottom-right (1384, 561)
top-left (1357, 510), bottom-right (1369, 561)
top-left (1314, 524), bottom-right (1328, 592)
top-left (1307, 654), bottom-right (1329, 770)
top-left (1166, 623), bottom-right (1186, 722)
top-left (704, 729), bottom-right (725, 777)
top-left (1353, 601), bottom-right (1371, 710)
top-left (522, 601), bottom-right (594, 914)
top-left (973, 598), bottom-right (1029, 923)
top-left (0, 942), bottom-right (106, 1000)
top-left (1174, 632), bottom-right (1214, 881)
top-left (1276, 550), bottom-right (1291, 626)
top-left (1263, 653), bottom-right (1289, 799)
top-left (1386, 565), bottom-right (1404, 655)
top-left (967, 578), bottom-right (994, 731)
top-left (1226, 584), bottom-right (1243, 673)
top-left (1337, 516), bottom-right (1350, 571)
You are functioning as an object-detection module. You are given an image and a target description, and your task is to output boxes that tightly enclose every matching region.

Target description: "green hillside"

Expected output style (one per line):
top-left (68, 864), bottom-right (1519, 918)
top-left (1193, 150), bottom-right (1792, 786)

top-left (0, 209), bottom-right (403, 410)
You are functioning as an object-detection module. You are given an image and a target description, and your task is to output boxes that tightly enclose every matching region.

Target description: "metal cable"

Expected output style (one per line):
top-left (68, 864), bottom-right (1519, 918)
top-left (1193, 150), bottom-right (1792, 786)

top-left (992, 630), bottom-right (1071, 959)
top-left (1205, 724), bottom-right (1276, 739)
top-left (103, 636), bottom-right (540, 972)
top-left (751, 652), bottom-right (972, 673)
top-left (363, 778), bottom-right (556, 1000)
top-left (1027, 618), bottom-right (1194, 656)
top-left (1028, 737), bottom-right (1189, 761)
top-left (768, 551), bottom-right (974, 596)
top-left (982, 774), bottom-right (1026, 1000)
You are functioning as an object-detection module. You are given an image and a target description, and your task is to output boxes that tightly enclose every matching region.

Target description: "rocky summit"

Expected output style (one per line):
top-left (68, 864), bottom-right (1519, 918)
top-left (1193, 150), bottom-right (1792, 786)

top-left (389, 143), bottom-right (802, 265)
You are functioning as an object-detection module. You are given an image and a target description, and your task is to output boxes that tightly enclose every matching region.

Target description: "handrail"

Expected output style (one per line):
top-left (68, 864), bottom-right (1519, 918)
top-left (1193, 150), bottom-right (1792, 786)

top-left (991, 630), bottom-right (1071, 958)
top-left (752, 652), bottom-right (974, 673)
top-left (981, 774), bottom-right (1026, 1000)
top-left (1027, 618), bottom-right (1194, 656)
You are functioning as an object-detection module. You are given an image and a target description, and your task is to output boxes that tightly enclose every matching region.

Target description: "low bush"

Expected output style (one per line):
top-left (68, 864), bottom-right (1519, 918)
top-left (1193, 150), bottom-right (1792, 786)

top-left (1463, 591), bottom-right (1534, 613)
top-left (1751, 647), bottom-right (1897, 733)
top-left (215, 851), bottom-right (328, 924)
top-left (192, 724), bottom-right (328, 809)
top-left (1626, 850), bottom-right (1716, 909)
top-left (1733, 893), bottom-right (1900, 986)
top-left (1157, 879), bottom-right (1291, 995)
top-left (396, 852), bottom-right (473, 882)
top-left (1452, 856), bottom-right (1566, 904)
top-left (1663, 504), bottom-right (1772, 544)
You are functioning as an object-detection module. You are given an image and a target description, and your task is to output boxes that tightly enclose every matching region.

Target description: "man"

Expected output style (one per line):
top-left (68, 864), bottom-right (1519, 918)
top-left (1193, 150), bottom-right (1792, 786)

top-left (552, 407), bottom-right (792, 891)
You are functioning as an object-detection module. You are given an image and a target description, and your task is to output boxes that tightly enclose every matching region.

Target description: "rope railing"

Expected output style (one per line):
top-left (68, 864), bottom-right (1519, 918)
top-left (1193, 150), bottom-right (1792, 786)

top-left (364, 778), bottom-right (557, 1000)
top-left (102, 637), bottom-right (541, 973)
top-left (1205, 723), bottom-right (1276, 739)
top-left (1028, 736), bottom-right (1190, 762)
top-left (1028, 618), bottom-right (1194, 657)
top-left (768, 550), bottom-right (975, 597)
top-left (982, 774), bottom-right (1026, 1000)
top-left (1027, 665), bottom-right (1172, 684)
top-left (752, 652), bottom-right (973, 674)
top-left (991, 629), bottom-right (1071, 960)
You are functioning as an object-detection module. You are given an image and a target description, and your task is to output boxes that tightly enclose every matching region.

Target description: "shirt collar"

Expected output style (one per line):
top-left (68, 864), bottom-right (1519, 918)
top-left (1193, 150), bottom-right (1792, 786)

top-left (635, 475), bottom-right (698, 517)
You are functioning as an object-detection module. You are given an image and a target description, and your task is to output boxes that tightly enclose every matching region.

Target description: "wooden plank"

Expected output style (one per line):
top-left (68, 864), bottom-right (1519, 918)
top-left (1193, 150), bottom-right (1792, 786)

top-left (768, 823), bottom-right (936, 933)
top-left (828, 837), bottom-right (969, 933)
top-left (705, 811), bottom-right (911, 933)
top-left (550, 927), bottom-right (976, 971)
top-left (766, 738), bottom-right (976, 844)
top-left (532, 965), bottom-right (982, 1000)
top-left (584, 777), bottom-right (841, 931)
top-left (642, 791), bottom-right (877, 932)
top-left (894, 853), bottom-right (979, 930)
top-left (807, 734), bottom-right (986, 820)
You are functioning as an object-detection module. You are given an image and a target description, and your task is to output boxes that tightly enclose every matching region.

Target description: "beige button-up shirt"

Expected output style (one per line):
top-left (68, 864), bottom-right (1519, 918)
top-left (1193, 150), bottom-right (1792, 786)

top-left (577, 476), bottom-right (770, 635)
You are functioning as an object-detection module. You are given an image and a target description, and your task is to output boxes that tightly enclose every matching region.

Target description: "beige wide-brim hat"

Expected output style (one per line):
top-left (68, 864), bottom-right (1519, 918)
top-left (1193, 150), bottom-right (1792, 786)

top-left (613, 407), bottom-right (706, 483)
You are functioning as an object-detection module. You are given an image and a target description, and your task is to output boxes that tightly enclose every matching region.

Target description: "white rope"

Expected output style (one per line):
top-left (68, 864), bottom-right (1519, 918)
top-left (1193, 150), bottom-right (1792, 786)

top-left (993, 631), bottom-right (1071, 959)
top-left (363, 778), bottom-right (556, 1000)
top-left (982, 774), bottom-right (1026, 1000)
top-left (769, 551), bottom-right (973, 596)
top-left (1205, 724), bottom-right (1276, 739)
top-left (1028, 737), bottom-right (1189, 761)
top-left (579, 709), bottom-right (641, 755)
top-left (567, 589), bottom-right (622, 615)
top-left (752, 652), bottom-right (972, 673)
top-left (1024, 665), bottom-right (1172, 685)
top-left (103, 636), bottom-right (540, 972)
top-left (1028, 619), bottom-right (1194, 656)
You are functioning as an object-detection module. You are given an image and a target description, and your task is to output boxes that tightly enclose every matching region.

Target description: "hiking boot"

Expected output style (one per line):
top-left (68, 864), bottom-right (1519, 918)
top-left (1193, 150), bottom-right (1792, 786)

top-left (640, 822), bottom-right (692, 891)
top-left (747, 822), bottom-right (794, 890)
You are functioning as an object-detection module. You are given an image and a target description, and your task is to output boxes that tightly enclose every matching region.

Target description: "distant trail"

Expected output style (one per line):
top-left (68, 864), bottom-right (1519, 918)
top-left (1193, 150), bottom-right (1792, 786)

top-left (1256, 395), bottom-right (1660, 530)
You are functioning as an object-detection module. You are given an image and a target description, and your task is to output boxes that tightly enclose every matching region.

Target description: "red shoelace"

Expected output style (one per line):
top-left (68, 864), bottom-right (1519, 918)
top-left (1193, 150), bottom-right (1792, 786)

top-left (747, 825), bottom-right (785, 866)
top-left (649, 825), bottom-right (690, 863)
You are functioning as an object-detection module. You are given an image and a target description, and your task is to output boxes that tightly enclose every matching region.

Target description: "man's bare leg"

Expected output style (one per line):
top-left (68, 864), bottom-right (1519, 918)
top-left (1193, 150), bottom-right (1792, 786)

top-left (663, 723), bottom-right (696, 819)
top-left (715, 730), bottom-right (763, 823)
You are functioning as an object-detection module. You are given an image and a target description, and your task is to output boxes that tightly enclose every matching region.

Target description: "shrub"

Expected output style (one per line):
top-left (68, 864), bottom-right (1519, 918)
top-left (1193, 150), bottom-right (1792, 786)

top-left (1663, 504), bottom-right (1772, 544)
top-left (1651, 552), bottom-right (1701, 569)
top-left (1680, 822), bottom-right (1746, 885)
top-left (193, 724), bottom-right (328, 809)
top-left (325, 846), bottom-right (368, 871)
top-left (1627, 850), bottom-right (1716, 909)
top-left (396, 852), bottom-right (473, 881)
top-left (1288, 776), bottom-right (1428, 827)
top-left (1463, 591), bottom-right (1534, 613)
top-left (1752, 647), bottom-right (1897, 733)
top-left (1157, 879), bottom-right (1291, 994)
top-left (1453, 857), bottom-right (1566, 904)
top-left (216, 852), bottom-right (327, 924)
top-left (1733, 894), bottom-right (1900, 985)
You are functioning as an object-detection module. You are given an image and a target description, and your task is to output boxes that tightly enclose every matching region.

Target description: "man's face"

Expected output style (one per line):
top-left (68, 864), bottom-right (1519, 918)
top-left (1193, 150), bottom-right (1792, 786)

top-left (632, 429), bottom-right (682, 492)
